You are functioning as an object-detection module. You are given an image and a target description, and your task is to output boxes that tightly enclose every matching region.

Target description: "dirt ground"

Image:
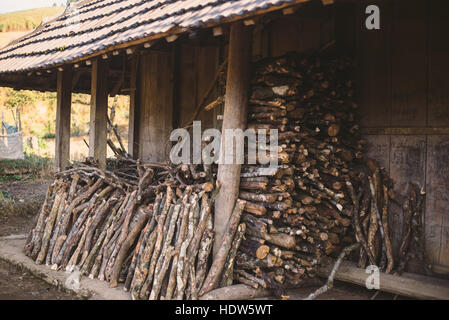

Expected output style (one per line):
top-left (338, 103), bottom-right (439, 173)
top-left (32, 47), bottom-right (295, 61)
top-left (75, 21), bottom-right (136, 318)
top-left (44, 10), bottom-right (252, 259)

top-left (0, 180), bottom-right (403, 300)
top-left (0, 179), bottom-right (50, 236)
top-left (0, 259), bottom-right (79, 300)
top-left (0, 179), bottom-right (80, 300)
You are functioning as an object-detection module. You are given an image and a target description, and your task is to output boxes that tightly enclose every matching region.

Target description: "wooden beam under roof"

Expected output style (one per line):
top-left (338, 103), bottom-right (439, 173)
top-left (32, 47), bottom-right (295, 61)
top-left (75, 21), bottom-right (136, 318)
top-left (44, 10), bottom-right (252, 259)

top-left (55, 66), bottom-right (73, 171)
top-left (214, 21), bottom-right (252, 257)
top-left (89, 58), bottom-right (109, 170)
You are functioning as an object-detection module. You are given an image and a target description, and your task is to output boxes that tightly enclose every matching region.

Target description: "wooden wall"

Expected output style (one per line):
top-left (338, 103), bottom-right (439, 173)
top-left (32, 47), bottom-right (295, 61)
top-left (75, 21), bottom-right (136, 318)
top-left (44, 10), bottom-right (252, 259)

top-left (252, 2), bottom-right (335, 60)
top-left (176, 43), bottom-right (223, 131)
top-left (337, 0), bottom-right (449, 273)
top-left (138, 51), bottom-right (174, 162)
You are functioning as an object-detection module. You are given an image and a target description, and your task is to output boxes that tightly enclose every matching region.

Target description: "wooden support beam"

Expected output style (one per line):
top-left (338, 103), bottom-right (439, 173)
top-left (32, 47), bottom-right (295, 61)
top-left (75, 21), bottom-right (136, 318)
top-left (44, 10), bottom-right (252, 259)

top-left (243, 19), bottom-right (256, 26)
top-left (128, 55), bottom-right (140, 159)
top-left (166, 35), bottom-right (178, 43)
top-left (214, 22), bottom-right (251, 257)
top-left (318, 261), bottom-right (449, 300)
top-left (321, 0), bottom-right (334, 5)
top-left (55, 66), bottom-right (73, 171)
top-left (283, 7), bottom-right (296, 15)
top-left (213, 26), bottom-right (223, 37)
top-left (200, 284), bottom-right (269, 300)
top-left (89, 59), bottom-right (109, 169)
top-left (361, 127), bottom-right (449, 135)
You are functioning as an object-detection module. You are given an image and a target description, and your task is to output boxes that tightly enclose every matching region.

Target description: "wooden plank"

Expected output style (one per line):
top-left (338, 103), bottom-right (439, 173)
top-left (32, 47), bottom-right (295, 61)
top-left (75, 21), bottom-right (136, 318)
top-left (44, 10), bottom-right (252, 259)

top-left (364, 135), bottom-right (390, 173)
top-left (335, 2), bottom-right (356, 53)
top-left (138, 50), bottom-right (174, 162)
top-left (270, 15), bottom-right (321, 57)
top-left (55, 66), bottom-right (73, 171)
top-left (389, 135), bottom-right (426, 259)
top-left (428, 0), bottom-right (449, 127)
top-left (252, 24), bottom-right (270, 61)
top-left (214, 22), bottom-right (251, 257)
top-left (361, 127), bottom-right (449, 135)
top-left (391, 0), bottom-right (427, 127)
top-left (89, 59), bottom-right (109, 170)
top-left (177, 45), bottom-right (197, 129)
top-left (426, 136), bottom-right (449, 268)
top-left (196, 45), bottom-right (220, 129)
top-left (128, 55), bottom-right (140, 159)
top-left (358, 0), bottom-right (391, 127)
top-left (200, 284), bottom-right (270, 300)
top-left (318, 261), bottom-right (449, 300)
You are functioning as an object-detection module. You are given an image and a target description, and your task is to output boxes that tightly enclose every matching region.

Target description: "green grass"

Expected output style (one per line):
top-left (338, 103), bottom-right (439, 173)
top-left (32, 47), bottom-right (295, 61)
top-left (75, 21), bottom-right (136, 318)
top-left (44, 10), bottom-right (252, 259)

top-left (0, 154), bottom-right (52, 182)
top-left (0, 7), bottom-right (64, 32)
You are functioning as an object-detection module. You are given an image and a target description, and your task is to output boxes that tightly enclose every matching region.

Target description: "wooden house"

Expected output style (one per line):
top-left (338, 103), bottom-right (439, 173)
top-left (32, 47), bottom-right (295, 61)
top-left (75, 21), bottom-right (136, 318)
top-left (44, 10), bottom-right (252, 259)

top-left (0, 0), bottom-right (447, 277)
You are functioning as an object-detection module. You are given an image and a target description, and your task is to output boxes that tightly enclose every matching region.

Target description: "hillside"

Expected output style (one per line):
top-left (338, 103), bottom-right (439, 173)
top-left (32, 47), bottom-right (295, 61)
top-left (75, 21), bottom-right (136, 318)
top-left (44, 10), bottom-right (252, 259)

top-left (0, 31), bottom-right (27, 49)
top-left (0, 7), bottom-right (64, 33)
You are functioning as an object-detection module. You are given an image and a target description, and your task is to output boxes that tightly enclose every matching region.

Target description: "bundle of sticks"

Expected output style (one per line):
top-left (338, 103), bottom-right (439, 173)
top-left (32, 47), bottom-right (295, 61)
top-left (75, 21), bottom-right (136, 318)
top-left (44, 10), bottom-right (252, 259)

top-left (394, 181), bottom-right (429, 275)
top-left (23, 159), bottom-right (228, 300)
top-left (230, 52), bottom-right (362, 295)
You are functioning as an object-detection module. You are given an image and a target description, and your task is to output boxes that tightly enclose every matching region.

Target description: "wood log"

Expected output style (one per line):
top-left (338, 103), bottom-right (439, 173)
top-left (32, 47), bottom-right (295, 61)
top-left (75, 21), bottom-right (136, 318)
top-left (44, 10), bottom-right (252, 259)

top-left (165, 190), bottom-right (192, 300)
top-left (175, 199), bottom-right (195, 300)
top-left (104, 191), bottom-right (138, 280)
top-left (109, 207), bottom-right (149, 287)
top-left (200, 284), bottom-right (269, 300)
top-left (220, 223), bottom-right (246, 287)
top-left (186, 193), bottom-right (212, 300)
top-left (195, 227), bottom-right (214, 292)
top-left (45, 190), bottom-right (69, 266)
top-left (66, 215), bottom-right (93, 271)
top-left (214, 20), bottom-right (251, 259)
top-left (140, 188), bottom-right (174, 299)
top-left (26, 183), bottom-right (55, 258)
top-left (36, 187), bottom-right (65, 265)
top-left (239, 191), bottom-right (277, 204)
top-left (382, 185), bottom-right (394, 274)
top-left (200, 199), bottom-right (246, 296)
top-left (150, 202), bottom-right (182, 298)
top-left (240, 239), bottom-right (270, 260)
top-left (81, 200), bottom-right (121, 275)
top-left (243, 201), bottom-right (267, 216)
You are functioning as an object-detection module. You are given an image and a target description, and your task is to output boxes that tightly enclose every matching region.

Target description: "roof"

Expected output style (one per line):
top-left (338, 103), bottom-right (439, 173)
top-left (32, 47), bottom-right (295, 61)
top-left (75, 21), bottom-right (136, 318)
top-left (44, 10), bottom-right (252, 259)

top-left (0, 0), bottom-right (309, 75)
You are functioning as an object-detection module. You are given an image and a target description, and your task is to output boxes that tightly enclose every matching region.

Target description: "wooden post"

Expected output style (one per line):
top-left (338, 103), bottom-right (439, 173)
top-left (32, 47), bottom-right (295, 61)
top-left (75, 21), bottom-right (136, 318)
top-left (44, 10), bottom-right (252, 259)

top-left (55, 66), bottom-right (73, 171)
top-left (89, 59), bottom-right (109, 169)
top-left (139, 51), bottom-right (174, 162)
top-left (128, 55), bottom-right (140, 159)
top-left (214, 22), bottom-right (251, 257)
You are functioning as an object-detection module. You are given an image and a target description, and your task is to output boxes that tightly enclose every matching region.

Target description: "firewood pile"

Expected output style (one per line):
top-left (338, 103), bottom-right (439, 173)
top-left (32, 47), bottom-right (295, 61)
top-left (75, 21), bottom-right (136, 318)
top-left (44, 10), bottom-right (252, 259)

top-left (229, 52), bottom-right (360, 294)
top-left (230, 52), bottom-right (428, 296)
top-left (23, 159), bottom-right (234, 300)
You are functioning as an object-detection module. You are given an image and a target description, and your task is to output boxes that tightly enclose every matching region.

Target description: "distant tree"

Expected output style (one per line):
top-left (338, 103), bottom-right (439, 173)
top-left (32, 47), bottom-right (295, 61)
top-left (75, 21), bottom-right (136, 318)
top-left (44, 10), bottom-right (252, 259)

top-left (5, 89), bottom-right (36, 110)
top-left (66, 0), bottom-right (77, 5)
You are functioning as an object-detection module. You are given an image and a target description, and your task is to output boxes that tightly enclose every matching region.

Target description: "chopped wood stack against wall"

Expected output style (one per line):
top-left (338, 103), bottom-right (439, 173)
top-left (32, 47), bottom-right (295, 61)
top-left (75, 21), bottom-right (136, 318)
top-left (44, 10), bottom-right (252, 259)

top-left (229, 52), bottom-right (427, 295)
top-left (228, 52), bottom-right (360, 293)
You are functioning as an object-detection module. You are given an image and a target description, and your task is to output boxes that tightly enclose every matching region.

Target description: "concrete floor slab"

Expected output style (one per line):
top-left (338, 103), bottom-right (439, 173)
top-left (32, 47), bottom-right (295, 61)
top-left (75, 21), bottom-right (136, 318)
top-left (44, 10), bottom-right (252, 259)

top-left (0, 237), bottom-right (131, 300)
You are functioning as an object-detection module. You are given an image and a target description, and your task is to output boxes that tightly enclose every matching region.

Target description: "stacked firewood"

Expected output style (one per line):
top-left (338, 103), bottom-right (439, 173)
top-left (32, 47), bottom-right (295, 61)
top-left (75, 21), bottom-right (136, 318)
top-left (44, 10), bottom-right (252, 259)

top-left (232, 52), bottom-right (363, 294)
top-left (24, 160), bottom-right (227, 300)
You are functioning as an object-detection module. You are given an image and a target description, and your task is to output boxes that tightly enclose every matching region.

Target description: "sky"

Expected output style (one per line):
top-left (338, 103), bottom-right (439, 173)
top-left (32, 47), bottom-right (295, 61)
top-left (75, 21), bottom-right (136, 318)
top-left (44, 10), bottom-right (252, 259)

top-left (0, 0), bottom-right (66, 14)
